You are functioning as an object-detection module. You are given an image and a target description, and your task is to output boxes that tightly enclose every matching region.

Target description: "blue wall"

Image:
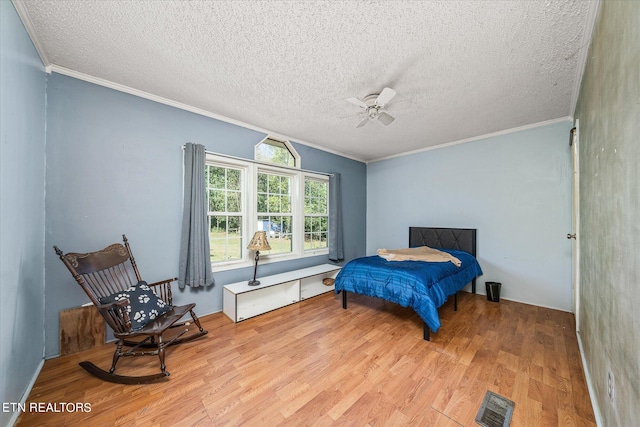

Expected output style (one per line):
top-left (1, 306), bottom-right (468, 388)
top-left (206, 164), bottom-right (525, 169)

top-left (0, 2), bottom-right (47, 425)
top-left (367, 121), bottom-right (573, 311)
top-left (44, 74), bottom-right (367, 357)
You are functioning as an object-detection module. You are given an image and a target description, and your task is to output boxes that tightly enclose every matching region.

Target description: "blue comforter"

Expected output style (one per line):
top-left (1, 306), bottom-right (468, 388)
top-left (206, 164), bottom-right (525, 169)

top-left (334, 249), bottom-right (483, 332)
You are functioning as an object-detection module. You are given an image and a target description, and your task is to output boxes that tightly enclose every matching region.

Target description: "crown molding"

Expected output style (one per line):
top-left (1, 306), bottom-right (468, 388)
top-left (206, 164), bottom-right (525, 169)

top-left (368, 116), bottom-right (574, 164)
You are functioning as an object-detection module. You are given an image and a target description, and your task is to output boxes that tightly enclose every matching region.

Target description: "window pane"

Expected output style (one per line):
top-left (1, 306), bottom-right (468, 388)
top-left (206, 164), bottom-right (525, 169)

top-left (209, 166), bottom-right (225, 188)
top-left (268, 234), bottom-right (292, 253)
top-left (305, 195), bottom-right (316, 214)
top-left (309, 181), bottom-right (317, 198)
top-left (227, 169), bottom-right (241, 191)
top-left (256, 193), bottom-right (267, 212)
top-left (229, 216), bottom-right (242, 235)
top-left (257, 217), bottom-right (277, 236)
top-left (211, 215), bottom-right (226, 233)
top-left (210, 190), bottom-right (224, 212)
top-left (268, 175), bottom-right (281, 193)
top-left (255, 138), bottom-right (296, 167)
top-left (257, 214), bottom-right (293, 255)
top-left (257, 173), bottom-right (267, 192)
top-left (303, 177), bottom-right (329, 252)
top-left (319, 198), bottom-right (327, 214)
top-left (266, 195), bottom-right (277, 213)
top-left (227, 238), bottom-right (242, 261)
top-left (207, 163), bottom-right (244, 264)
top-left (227, 191), bottom-right (241, 212)
top-left (274, 216), bottom-right (284, 234)
top-left (259, 172), bottom-right (291, 218)
top-left (227, 237), bottom-right (242, 260)
top-left (304, 179), bottom-right (328, 216)
top-left (281, 195), bottom-right (291, 212)
top-left (210, 215), bottom-right (243, 262)
top-left (210, 216), bottom-right (225, 262)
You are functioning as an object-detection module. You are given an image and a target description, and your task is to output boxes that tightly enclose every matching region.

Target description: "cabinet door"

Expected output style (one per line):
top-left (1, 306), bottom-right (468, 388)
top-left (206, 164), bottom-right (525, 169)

top-left (236, 280), bottom-right (300, 321)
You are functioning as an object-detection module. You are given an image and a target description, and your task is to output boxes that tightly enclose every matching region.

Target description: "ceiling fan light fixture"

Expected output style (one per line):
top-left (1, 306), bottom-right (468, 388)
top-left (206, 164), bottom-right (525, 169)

top-left (346, 87), bottom-right (398, 128)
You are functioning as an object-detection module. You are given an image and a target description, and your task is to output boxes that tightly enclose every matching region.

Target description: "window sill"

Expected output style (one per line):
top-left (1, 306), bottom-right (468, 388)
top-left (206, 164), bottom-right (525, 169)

top-left (211, 259), bottom-right (253, 273)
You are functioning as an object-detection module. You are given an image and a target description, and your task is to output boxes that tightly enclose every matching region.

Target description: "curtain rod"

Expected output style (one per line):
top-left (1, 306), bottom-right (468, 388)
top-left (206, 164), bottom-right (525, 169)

top-left (182, 145), bottom-right (334, 177)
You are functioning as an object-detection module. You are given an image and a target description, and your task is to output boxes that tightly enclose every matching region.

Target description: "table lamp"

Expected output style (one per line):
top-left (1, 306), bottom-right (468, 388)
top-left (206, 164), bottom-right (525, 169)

top-left (247, 231), bottom-right (271, 286)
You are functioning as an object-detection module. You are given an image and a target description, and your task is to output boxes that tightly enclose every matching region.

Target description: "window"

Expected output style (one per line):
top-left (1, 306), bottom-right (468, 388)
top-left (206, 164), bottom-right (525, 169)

top-left (257, 171), bottom-right (293, 255)
top-left (205, 152), bottom-right (329, 270)
top-left (304, 178), bottom-right (328, 251)
top-left (206, 162), bottom-right (245, 263)
top-left (255, 137), bottom-right (299, 168)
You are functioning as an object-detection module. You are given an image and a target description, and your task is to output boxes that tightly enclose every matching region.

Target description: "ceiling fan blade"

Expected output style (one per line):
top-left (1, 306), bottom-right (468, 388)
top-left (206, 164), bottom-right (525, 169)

top-left (356, 117), bottom-right (369, 128)
top-left (375, 87), bottom-right (396, 106)
top-left (346, 97), bottom-right (368, 109)
top-left (377, 112), bottom-right (395, 126)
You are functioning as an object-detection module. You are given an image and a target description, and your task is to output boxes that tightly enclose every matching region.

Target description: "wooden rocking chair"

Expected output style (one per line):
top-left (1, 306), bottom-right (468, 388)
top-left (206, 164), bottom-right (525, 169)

top-left (54, 235), bottom-right (208, 384)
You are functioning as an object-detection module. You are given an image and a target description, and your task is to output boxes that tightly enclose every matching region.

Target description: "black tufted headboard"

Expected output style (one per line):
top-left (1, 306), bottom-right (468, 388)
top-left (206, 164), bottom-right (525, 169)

top-left (409, 227), bottom-right (478, 294)
top-left (409, 227), bottom-right (477, 257)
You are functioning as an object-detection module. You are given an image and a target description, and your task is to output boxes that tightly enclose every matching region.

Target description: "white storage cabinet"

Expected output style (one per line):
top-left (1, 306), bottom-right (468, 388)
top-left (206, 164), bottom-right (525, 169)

top-left (223, 264), bottom-right (341, 322)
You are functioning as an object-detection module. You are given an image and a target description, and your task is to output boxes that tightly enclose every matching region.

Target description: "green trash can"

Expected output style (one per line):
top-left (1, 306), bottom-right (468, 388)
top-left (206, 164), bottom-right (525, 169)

top-left (485, 282), bottom-right (502, 302)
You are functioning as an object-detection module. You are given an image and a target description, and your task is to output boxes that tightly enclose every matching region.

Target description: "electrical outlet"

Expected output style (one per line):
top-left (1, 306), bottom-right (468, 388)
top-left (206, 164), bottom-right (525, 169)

top-left (607, 370), bottom-right (615, 402)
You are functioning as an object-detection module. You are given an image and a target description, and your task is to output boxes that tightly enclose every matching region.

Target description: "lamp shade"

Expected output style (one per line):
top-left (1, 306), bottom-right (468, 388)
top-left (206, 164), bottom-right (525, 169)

top-left (247, 231), bottom-right (271, 251)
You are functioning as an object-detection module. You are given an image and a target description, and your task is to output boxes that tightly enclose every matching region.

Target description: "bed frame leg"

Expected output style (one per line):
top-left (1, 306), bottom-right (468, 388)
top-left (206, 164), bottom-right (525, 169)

top-left (423, 323), bottom-right (430, 341)
top-left (472, 278), bottom-right (476, 294)
top-left (454, 293), bottom-right (458, 311)
top-left (342, 291), bottom-right (347, 309)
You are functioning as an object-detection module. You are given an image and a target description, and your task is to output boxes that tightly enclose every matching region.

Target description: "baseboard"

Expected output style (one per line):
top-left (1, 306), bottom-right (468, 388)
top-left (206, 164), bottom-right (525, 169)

top-left (7, 358), bottom-right (45, 427)
top-left (577, 331), bottom-right (604, 427)
top-left (490, 294), bottom-right (573, 313)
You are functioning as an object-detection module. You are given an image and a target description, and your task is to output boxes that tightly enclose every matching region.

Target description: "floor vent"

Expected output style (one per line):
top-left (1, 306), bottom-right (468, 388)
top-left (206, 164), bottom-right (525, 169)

top-left (475, 390), bottom-right (515, 427)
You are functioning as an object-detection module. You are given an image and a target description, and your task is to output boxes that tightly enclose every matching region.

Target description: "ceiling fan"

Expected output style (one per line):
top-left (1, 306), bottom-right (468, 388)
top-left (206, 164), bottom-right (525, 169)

top-left (346, 87), bottom-right (397, 128)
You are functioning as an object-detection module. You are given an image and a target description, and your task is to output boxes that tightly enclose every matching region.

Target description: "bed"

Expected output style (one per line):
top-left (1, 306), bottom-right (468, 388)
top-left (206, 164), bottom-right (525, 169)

top-left (335, 227), bottom-right (483, 341)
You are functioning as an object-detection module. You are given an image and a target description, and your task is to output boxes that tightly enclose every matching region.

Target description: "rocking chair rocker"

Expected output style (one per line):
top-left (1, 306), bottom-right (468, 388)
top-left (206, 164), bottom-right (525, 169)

top-left (54, 235), bottom-right (208, 384)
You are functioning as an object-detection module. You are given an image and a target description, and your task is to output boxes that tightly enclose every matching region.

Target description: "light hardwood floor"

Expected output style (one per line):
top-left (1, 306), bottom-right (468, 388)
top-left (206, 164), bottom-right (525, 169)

top-left (17, 291), bottom-right (595, 426)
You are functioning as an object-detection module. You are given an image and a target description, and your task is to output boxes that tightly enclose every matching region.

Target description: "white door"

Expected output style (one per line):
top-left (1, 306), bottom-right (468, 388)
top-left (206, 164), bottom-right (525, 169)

top-left (569, 121), bottom-right (580, 331)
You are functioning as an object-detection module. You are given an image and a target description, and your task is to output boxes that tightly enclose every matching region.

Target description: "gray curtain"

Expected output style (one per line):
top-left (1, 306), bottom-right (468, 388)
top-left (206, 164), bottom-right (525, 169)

top-left (179, 143), bottom-right (213, 288)
top-left (328, 173), bottom-right (344, 261)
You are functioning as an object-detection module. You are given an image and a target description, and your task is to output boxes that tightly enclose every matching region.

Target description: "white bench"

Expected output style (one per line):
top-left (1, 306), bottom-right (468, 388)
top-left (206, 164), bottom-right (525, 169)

top-left (222, 264), bottom-right (341, 322)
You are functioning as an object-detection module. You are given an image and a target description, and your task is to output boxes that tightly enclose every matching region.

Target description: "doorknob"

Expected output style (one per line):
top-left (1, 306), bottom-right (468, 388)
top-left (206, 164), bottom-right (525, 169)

top-left (567, 233), bottom-right (576, 239)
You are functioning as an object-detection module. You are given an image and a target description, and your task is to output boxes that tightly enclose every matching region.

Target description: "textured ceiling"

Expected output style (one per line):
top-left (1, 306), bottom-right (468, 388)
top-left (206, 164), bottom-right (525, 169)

top-left (16, 0), bottom-right (596, 162)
